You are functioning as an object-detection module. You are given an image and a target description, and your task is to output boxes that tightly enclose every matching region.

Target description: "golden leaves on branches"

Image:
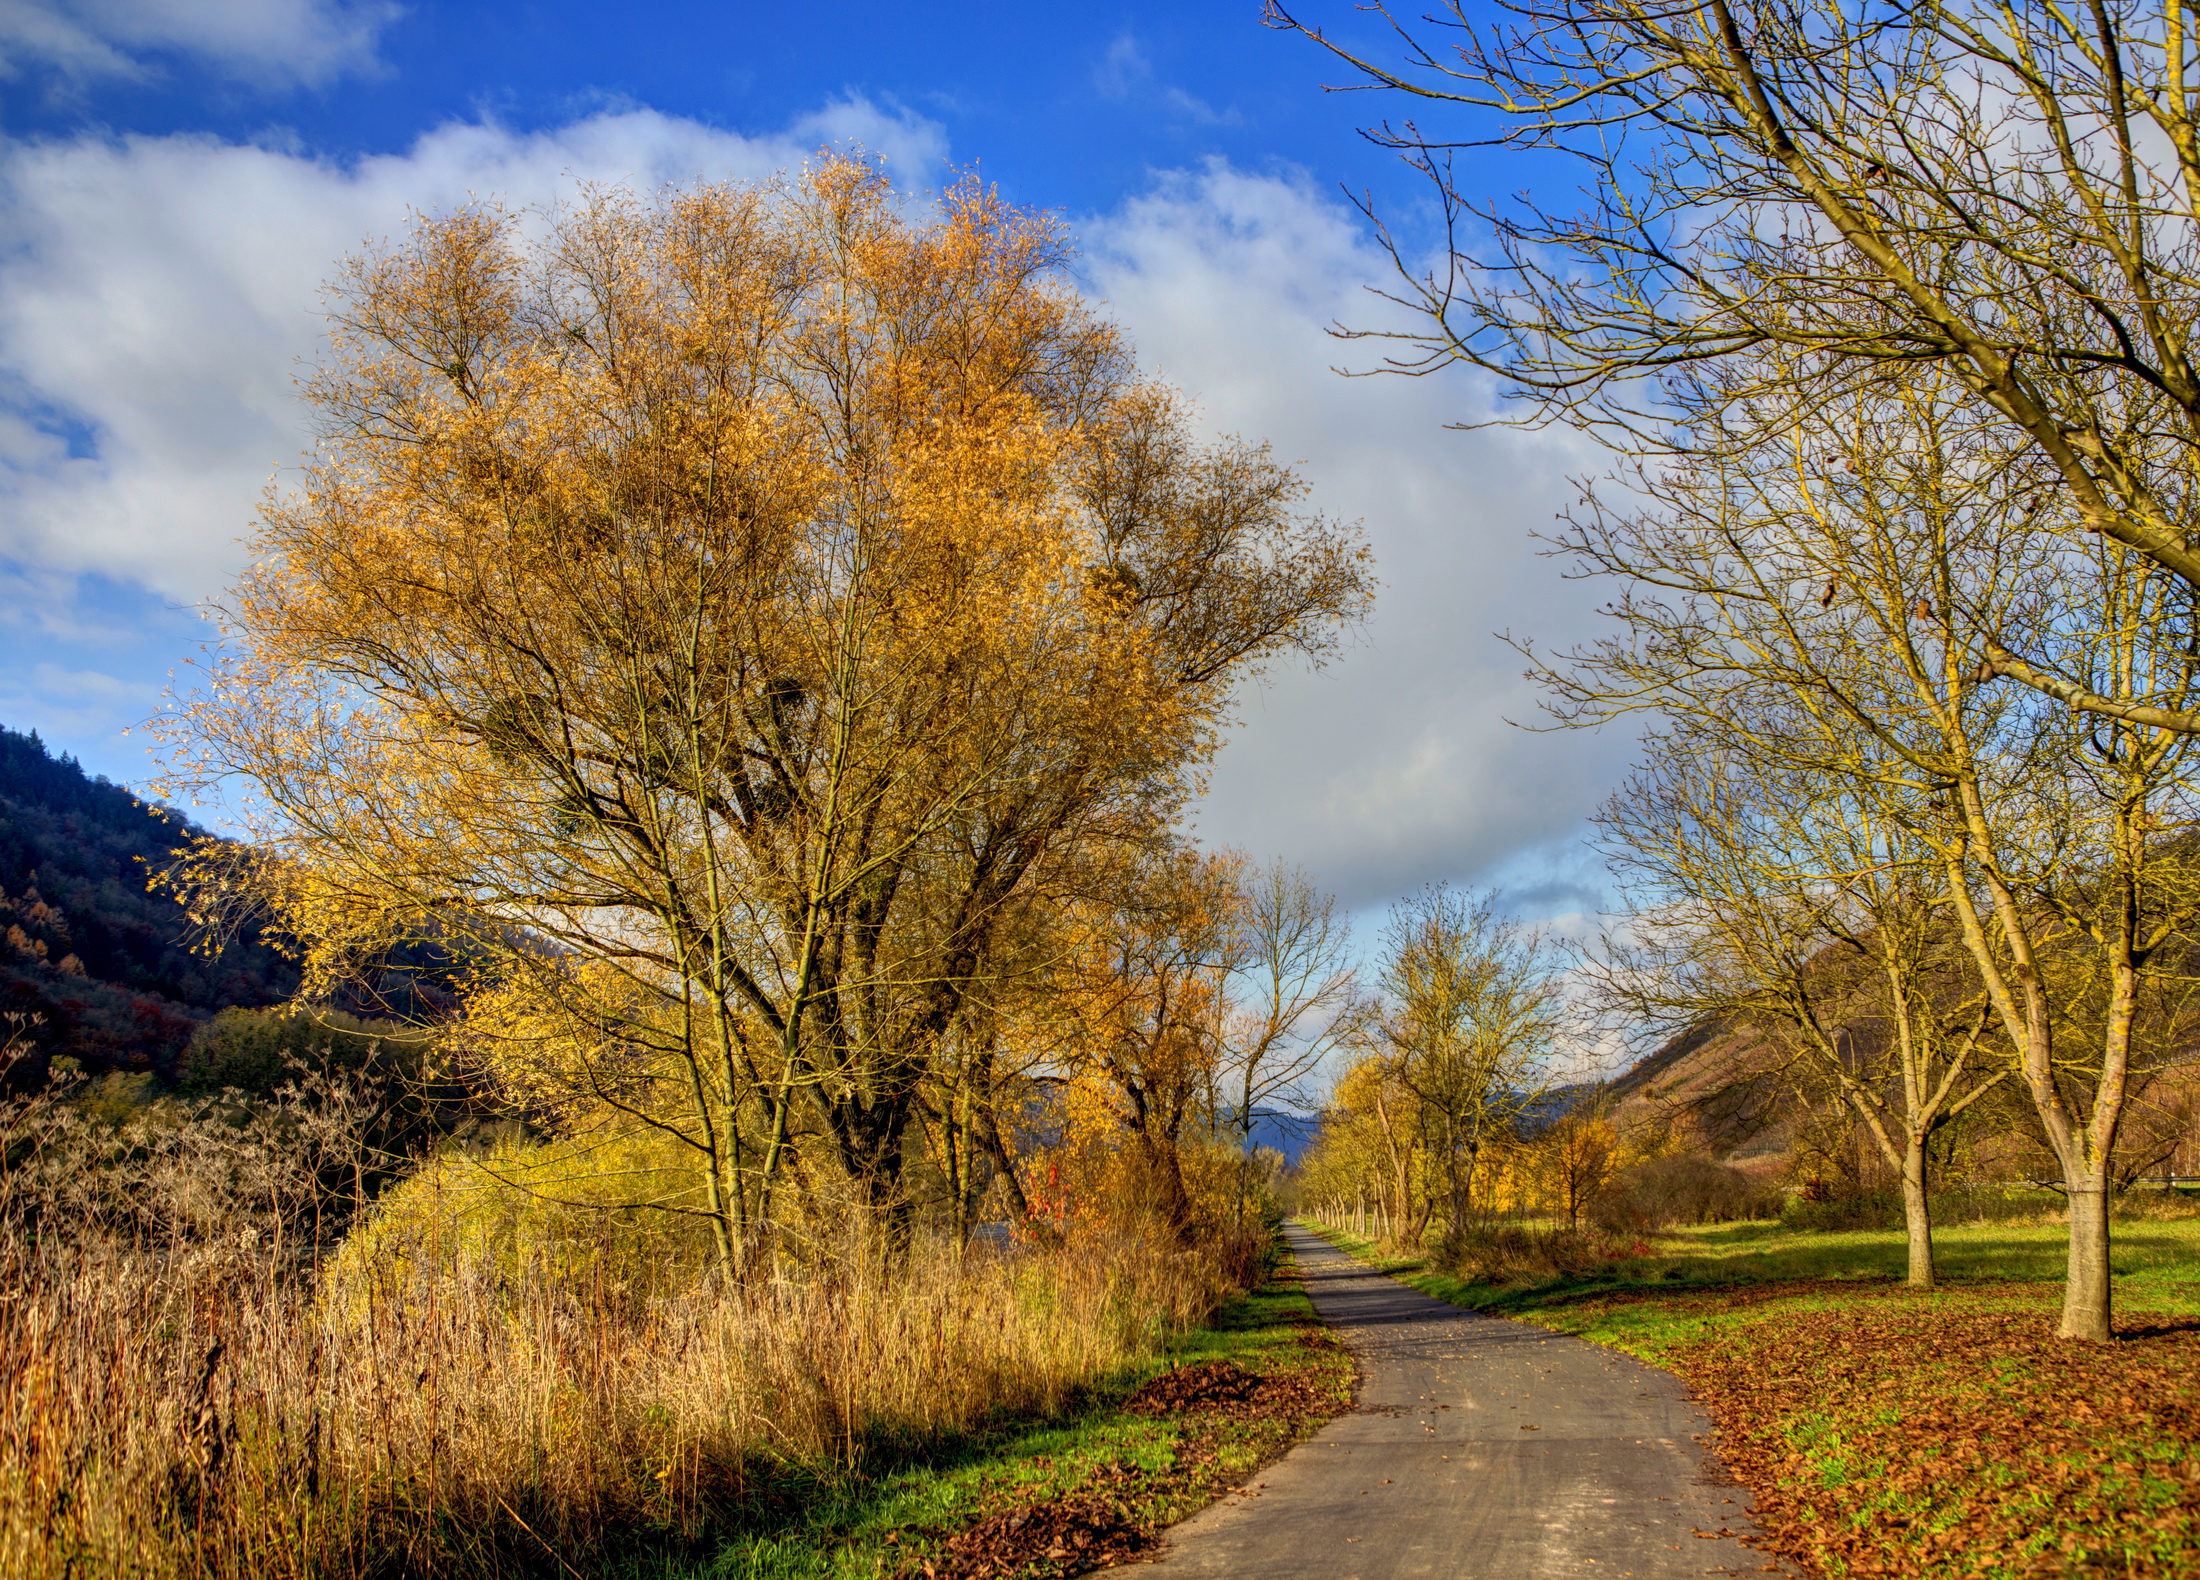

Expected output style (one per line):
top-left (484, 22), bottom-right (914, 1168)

top-left (162, 156), bottom-right (1373, 1251)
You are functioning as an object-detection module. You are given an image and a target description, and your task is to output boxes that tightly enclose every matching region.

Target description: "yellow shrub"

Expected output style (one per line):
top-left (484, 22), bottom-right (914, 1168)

top-left (326, 1128), bottom-right (722, 1309)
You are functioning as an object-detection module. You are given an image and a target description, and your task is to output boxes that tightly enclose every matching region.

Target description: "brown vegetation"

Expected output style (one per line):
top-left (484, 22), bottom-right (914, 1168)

top-left (157, 157), bottom-right (1370, 1276)
top-left (911, 1463), bottom-right (1159, 1580)
top-left (0, 157), bottom-right (1372, 1573)
top-left (0, 1069), bottom-right (1253, 1578)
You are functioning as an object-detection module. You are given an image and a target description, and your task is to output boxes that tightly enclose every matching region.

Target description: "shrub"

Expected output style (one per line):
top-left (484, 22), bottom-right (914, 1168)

top-left (326, 1129), bottom-right (725, 1305)
top-left (2114, 1184), bottom-right (2200, 1222)
top-left (1780, 1189), bottom-right (1905, 1232)
top-left (1591, 1154), bottom-right (1781, 1232)
top-left (2, 1061), bottom-right (393, 1251)
top-left (0, 1081), bottom-right (1253, 1579)
top-left (1781, 1183), bottom-right (2186, 1232)
top-left (1434, 1222), bottom-right (1641, 1284)
top-left (177, 1004), bottom-right (427, 1096)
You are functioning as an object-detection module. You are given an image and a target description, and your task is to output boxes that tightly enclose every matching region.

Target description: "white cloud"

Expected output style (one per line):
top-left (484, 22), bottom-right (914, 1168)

top-left (0, 101), bottom-right (950, 603)
top-left (1094, 33), bottom-right (1147, 100)
top-left (0, 0), bottom-right (398, 88)
top-left (1082, 162), bottom-right (1635, 910)
top-left (1091, 29), bottom-right (1238, 126)
top-left (0, 108), bottom-right (1632, 913)
top-left (0, 659), bottom-right (157, 749)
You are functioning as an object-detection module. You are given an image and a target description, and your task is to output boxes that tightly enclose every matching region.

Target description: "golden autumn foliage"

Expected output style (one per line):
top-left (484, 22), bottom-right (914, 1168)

top-left (1298, 1054), bottom-right (1659, 1249)
top-left (986, 843), bottom-right (1362, 1245)
top-left (161, 157), bottom-right (1372, 1268)
top-left (1042, 848), bottom-right (1242, 1237)
top-left (1290, 887), bottom-right (1620, 1254)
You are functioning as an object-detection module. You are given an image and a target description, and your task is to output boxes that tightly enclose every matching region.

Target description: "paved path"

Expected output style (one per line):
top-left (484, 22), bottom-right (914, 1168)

top-left (1136, 1223), bottom-right (1780, 1579)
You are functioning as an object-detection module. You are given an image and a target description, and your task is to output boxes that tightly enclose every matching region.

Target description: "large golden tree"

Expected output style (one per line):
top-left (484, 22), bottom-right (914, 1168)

top-left (166, 160), bottom-right (1371, 1267)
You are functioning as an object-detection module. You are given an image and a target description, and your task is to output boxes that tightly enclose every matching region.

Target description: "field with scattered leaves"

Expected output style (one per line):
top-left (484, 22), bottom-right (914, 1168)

top-left (1310, 1216), bottom-right (2200, 1578)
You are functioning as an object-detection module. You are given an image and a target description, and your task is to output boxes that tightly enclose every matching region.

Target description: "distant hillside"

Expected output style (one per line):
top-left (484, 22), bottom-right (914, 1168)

top-left (1600, 1009), bottom-right (2200, 1183)
top-left (1603, 1019), bottom-right (1798, 1172)
top-left (0, 726), bottom-right (298, 1079)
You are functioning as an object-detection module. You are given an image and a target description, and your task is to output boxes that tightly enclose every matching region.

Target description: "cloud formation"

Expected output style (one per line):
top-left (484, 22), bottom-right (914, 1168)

top-left (0, 101), bottom-right (949, 602)
top-left (0, 0), bottom-right (397, 88)
top-left (0, 106), bottom-right (1628, 910)
top-left (1091, 30), bottom-right (1239, 126)
top-left (1083, 164), bottom-right (1632, 910)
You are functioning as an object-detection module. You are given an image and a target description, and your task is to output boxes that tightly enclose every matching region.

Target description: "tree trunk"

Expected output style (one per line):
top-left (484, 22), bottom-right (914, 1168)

top-left (1440, 1133), bottom-right (1476, 1266)
top-left (2060, 1177), bottom-right (2114, 1341)
top-left (972, 1100), bottom-right (1033, 1225)
top-left (1139, 1131), bottom-right (1195, 1241)
top-left (1899, 1136), bottom-right (1934, 1292)
top-left (858, 1126), bottom-right (915, 1255)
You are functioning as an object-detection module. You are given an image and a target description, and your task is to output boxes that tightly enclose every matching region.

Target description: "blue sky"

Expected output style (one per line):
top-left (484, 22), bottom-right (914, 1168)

top-left (5, 4), bottom-right (1388, 208)
top-left (0, 0), bottom-right (1630, 920)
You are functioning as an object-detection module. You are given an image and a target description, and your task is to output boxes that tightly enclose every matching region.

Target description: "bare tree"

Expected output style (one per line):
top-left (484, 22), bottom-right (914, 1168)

top-left (1535, 358), bottom-right (2200, 1336)
top-left (1269, 0), bottom-right (2200, 730)
top-left (1596, 718), bottom-right (2010, 1288)
top-left (1216, 860), bottom-right (1364, 1157)
top-left (1377, 885), bottom-right (1564, 1262)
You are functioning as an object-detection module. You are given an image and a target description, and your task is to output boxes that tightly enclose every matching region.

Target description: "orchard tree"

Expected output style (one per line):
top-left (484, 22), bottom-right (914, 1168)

top-left (1543, 359), bottom-right (2200, 1336)
top-left (1595, 718), bottom-right (2009, 1288)
top-left (1299, 1045), bottom-right (1437, 1249)
top-left (1534, 1102), bottom-right (1625, 1231)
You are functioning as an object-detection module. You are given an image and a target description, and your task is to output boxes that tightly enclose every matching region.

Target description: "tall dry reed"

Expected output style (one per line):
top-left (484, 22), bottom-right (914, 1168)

top-left (0, 1081), bottom-right (1248, 1579)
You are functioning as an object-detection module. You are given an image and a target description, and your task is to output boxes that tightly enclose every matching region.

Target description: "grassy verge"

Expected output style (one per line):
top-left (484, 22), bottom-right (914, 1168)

top-left (1303, 1217), bottom-right (2200, 1580)
top-left (649, 1244), bottom-right (1356, 1580)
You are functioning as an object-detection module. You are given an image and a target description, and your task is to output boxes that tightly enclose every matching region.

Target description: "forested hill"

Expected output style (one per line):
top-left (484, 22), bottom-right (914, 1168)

top-left (0, 726), bottom-right (297, 1079)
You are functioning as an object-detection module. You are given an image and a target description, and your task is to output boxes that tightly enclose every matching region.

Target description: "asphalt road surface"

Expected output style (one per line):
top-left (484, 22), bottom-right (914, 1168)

top-left (1135, 1222), bottom-right (1781, 1579)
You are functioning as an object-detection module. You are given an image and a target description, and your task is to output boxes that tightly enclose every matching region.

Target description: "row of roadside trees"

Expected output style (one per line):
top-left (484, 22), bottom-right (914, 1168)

top-left (1270, 0), bottom-right (2200, 1341)
top-left (140, 0), bottom-right (2200, 1348)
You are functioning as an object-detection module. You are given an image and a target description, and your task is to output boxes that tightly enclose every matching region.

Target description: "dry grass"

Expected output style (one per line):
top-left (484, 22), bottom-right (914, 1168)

top-left (1432, 1221), bottom-right (1645, 1284)
top-left (0, 1080), bottom-right (1253, 1579)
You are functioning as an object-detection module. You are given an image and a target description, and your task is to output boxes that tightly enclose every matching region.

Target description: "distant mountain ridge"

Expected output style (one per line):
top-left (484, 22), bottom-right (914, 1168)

top-left (1599, 1008), bottom-right (2200, 1184)
top-left (0, 726), bottom-right (298, 1079)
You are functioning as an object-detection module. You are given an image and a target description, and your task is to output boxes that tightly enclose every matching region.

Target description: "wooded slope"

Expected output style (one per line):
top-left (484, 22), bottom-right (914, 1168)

top-left (0, 726), bottom-right (296, 1078)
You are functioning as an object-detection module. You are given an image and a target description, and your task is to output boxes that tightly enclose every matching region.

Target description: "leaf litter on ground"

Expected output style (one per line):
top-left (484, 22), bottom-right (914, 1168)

top-left (890, 1309), bottom-right (1351, 1580)
top-left (1551, 1281), bottom-right (2200, 1579)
